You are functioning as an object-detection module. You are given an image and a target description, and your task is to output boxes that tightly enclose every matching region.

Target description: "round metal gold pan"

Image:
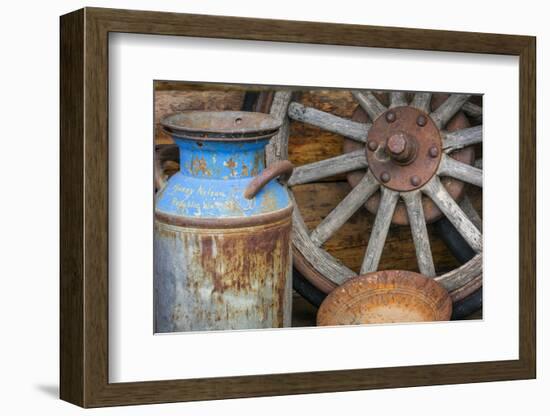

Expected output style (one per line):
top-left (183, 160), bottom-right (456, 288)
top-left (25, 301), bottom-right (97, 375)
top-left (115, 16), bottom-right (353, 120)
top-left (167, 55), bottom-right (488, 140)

top-left (317, 270), bottom-right (452, 326)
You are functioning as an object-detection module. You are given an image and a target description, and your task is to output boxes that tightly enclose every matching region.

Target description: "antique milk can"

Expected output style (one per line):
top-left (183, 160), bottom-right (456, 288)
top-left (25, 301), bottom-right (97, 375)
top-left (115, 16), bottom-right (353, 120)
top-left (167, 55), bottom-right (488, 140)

top-left (154, 111), bottom-right (294, 332)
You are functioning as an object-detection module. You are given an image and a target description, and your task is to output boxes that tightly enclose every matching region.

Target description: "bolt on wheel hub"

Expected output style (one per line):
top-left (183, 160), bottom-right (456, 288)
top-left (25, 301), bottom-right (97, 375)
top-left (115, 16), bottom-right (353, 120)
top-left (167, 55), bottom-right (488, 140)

top-left (366, 106), bottom-right (442, 192)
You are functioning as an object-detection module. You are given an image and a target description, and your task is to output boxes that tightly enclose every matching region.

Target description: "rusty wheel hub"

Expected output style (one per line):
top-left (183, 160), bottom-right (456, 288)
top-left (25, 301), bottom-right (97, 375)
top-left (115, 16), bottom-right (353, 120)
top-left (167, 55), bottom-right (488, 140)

top-left (344, 93), bottom-right (475, 225)
top-left (366, 106), bottom-right (441, 192)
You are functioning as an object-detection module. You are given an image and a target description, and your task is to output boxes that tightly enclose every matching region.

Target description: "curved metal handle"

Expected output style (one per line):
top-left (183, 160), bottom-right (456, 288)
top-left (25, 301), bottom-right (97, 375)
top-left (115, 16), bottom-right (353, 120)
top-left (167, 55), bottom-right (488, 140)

top-left (154, 144), bottom-right (179, 191)
top-left (243, 160), bottom-right (294, 200)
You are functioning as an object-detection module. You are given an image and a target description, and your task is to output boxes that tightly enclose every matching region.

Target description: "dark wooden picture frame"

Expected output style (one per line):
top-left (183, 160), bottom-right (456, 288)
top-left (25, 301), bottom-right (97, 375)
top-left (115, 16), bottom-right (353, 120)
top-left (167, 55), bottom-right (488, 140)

top-left (60, 7), bottom-right (536, 408)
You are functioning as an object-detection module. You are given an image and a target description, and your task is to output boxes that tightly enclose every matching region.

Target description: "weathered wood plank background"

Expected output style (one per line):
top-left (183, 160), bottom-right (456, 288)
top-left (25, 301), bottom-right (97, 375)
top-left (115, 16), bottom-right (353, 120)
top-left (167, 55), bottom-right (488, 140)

top-left (154, 81), bottom-right (482, 275)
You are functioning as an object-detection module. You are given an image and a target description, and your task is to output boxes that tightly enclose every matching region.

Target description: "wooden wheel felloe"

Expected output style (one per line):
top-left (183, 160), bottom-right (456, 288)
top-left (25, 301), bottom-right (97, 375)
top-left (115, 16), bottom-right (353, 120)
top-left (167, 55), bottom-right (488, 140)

top-left (265, 90), bottom-right (483, 303)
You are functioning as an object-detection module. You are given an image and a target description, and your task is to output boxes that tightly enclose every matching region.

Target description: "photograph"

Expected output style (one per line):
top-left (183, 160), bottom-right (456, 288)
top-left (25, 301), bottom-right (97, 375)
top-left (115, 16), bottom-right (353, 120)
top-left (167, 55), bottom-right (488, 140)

top-left (153, 83), bottom-right (483, 333)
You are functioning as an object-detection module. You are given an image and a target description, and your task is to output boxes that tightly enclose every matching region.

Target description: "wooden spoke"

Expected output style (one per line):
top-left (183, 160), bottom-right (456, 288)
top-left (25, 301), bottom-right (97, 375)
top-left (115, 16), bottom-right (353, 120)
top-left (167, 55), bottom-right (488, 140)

top-left (288, 150), bottom-right (368, 186)
top-left (352, 90), bottom-right (387, 121)
top-left (438, 154), bottom-right (483, 187)
top-left (460, 196), bottom-right (482, 231)
top-left (410, 92), bottom-right (432, 113)
top-left (290, 194), bottom-right (357, 286)
top-left (430, 94), bottom-right (471, 129)
top-left (360, 187), bottom-right (399, 274)
top-left (462, 101), bottom-right (482, 119)
top-left (266, 91), bottom-right (293, 165)
top-left (442, 126), bottom-right (483, 153)
top-left (422, 176), bottom-right (482, 252)
top-left (389, 91), bottom-right (407, 108)
top-left (402, 191), bottom-right (436, 277)
top-left (288, 102), bottom-right (369, 142)
top-left (310, 172), bottom-right (379, 247)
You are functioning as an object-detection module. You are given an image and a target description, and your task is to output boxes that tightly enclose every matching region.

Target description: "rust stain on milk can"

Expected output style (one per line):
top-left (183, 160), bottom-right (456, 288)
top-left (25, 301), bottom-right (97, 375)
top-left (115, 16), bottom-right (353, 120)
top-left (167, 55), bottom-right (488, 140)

top-left (154, 217), bottom-right (292, 332)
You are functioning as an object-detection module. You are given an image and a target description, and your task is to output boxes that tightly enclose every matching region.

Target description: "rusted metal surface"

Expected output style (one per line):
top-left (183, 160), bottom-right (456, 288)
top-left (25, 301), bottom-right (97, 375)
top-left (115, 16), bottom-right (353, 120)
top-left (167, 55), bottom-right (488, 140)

top-left (156, 205), bottom-right (294, 229)
top-left (366, 105), bottom-right (441, 192)
top-left (386, 131), bottom-right (418, 164)
top-left (244, 160), bottom-right (294, 199)
top-left (155, 217), bottom-right (292, 332)
top-left (155, 110), bottom-right (294, 332)
top-left (316, 270), bottom-right (452, 326)
top-left (344, 93), bottom-right (474, 225)
top-left (154, 144), bottom-right (179, 190)
top-left (162, 110), bottom-right (280, 140)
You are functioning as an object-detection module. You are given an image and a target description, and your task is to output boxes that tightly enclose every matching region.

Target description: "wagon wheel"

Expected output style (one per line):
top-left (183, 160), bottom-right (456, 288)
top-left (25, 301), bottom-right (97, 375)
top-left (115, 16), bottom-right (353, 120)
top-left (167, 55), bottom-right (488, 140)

top-left (265, 90), bottom-right (483, 304)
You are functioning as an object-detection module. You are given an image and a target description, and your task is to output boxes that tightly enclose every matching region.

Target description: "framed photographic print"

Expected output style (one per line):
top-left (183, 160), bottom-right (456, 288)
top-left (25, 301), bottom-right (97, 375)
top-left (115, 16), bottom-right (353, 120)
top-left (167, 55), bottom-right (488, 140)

top-left (60, 7), bottom-right (536, 408)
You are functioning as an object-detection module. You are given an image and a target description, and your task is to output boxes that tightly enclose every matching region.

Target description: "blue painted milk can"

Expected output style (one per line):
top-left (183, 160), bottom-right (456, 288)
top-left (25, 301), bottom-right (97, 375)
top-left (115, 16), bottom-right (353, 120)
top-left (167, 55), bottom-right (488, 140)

top-left (154, 111), bottom-right (294, 332)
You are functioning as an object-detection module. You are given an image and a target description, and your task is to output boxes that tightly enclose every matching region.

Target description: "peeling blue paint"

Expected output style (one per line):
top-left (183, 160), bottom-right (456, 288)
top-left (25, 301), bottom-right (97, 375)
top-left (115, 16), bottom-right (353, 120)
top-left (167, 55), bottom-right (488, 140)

top-left (155, 136), bottom-right (291, 218)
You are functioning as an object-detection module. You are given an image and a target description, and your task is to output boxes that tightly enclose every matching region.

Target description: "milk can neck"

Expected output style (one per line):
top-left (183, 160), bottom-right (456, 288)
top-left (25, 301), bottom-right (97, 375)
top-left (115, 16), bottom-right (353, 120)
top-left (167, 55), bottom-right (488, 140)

top-left (175, 137), bottom-right (268, 179)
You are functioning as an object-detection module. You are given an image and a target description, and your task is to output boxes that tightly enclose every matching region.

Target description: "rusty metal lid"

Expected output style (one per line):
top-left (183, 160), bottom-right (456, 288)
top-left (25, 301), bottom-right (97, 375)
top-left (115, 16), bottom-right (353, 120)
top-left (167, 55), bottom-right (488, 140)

top-left (162, 111), bottom-right (282, 141)
top-left (317, 270), bottom-right (452, 326)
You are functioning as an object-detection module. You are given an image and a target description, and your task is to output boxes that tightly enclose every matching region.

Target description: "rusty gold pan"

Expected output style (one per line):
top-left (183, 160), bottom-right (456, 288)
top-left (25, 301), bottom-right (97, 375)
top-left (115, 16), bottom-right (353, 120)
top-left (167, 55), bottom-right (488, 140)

top-left (317, 270), bottom-right (452, 326)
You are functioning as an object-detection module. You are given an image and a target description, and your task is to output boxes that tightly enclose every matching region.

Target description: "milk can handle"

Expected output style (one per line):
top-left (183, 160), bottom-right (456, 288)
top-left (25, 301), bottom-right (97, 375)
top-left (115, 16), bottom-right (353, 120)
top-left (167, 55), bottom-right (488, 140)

top-left (243, 160), bottom-right (294, 200)
top-left (154, 144), bottom-right (179, 191)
